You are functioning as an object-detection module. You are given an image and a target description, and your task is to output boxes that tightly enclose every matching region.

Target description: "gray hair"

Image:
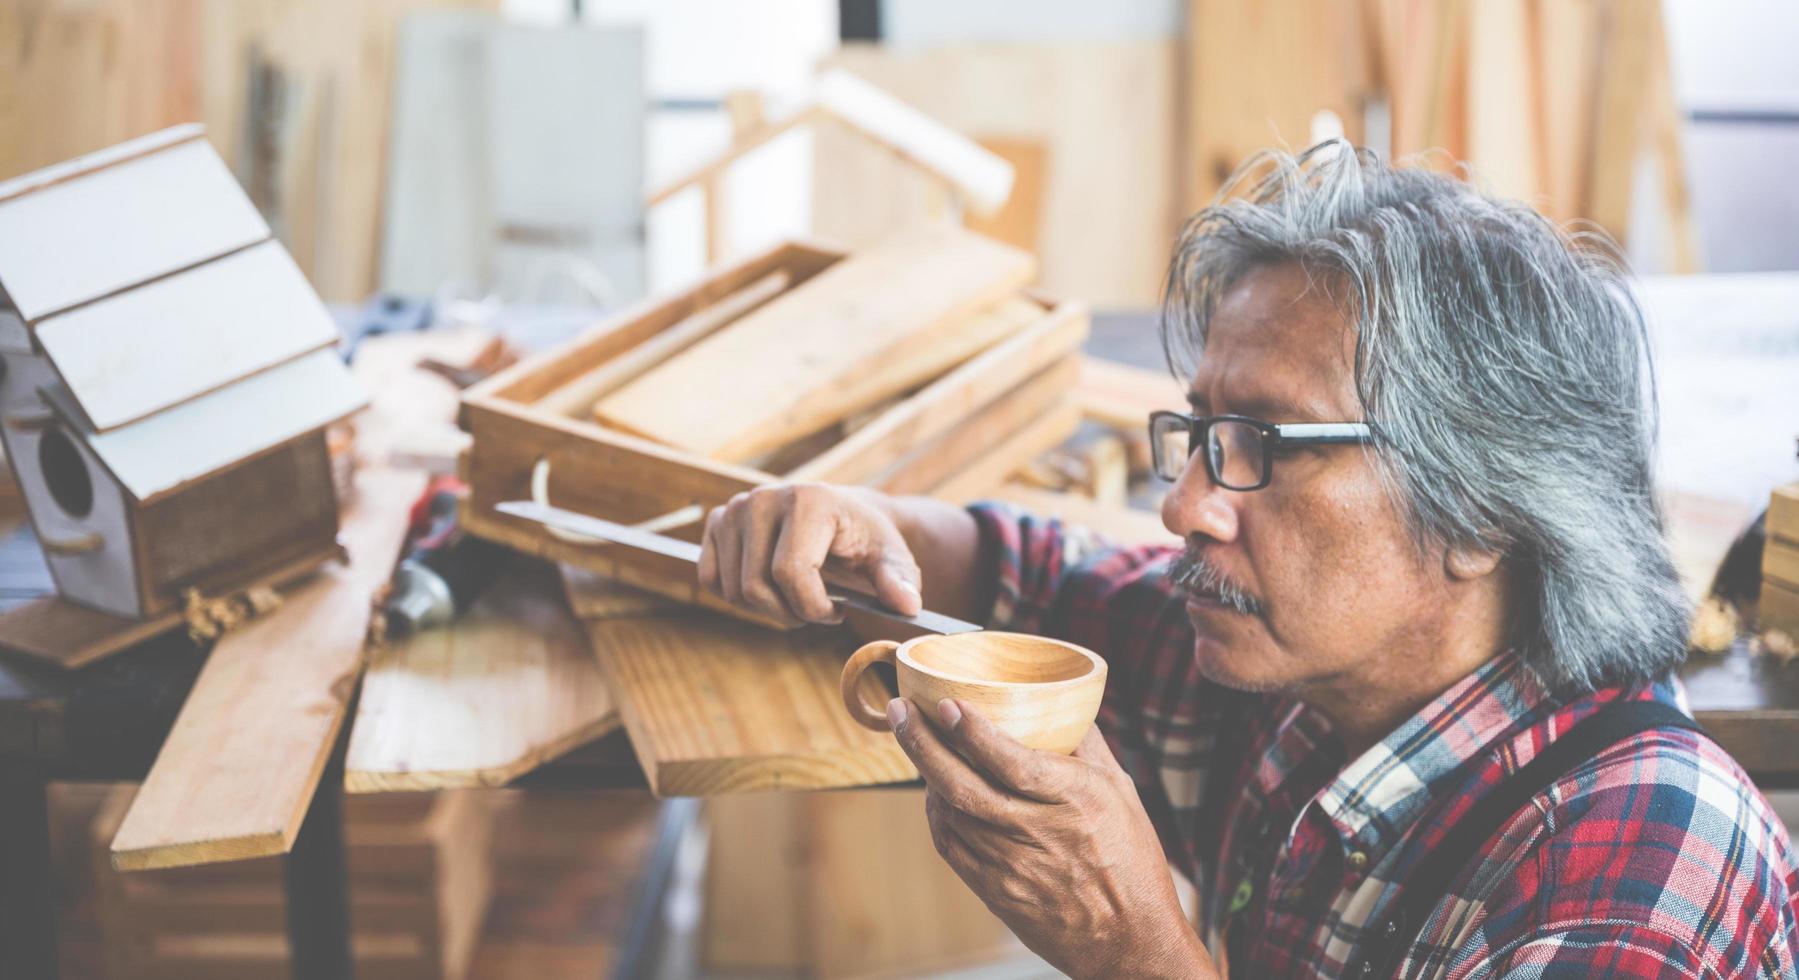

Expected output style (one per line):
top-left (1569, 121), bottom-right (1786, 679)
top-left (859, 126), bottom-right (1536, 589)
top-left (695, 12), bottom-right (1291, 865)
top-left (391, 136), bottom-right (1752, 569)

top-left (1160, 140), bottom-right (1689, 698)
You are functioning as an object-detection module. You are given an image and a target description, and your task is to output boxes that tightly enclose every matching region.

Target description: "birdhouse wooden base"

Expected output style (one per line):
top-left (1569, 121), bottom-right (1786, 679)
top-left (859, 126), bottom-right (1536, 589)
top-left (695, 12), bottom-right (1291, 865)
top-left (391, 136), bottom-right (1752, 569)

top-left (459, 238), bottom-right (1087, 625)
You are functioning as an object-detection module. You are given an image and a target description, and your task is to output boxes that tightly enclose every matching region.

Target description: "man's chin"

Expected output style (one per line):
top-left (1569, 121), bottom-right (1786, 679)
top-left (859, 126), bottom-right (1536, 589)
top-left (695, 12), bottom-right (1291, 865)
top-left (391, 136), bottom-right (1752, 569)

top-left (1190, 631), bottom-right (1293, 695)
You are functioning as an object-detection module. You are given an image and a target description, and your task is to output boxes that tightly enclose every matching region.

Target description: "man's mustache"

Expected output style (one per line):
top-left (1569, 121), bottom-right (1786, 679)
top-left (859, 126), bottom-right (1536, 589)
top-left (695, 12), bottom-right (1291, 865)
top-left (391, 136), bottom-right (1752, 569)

top-left (1167, 547), bottom-right (1264, 616)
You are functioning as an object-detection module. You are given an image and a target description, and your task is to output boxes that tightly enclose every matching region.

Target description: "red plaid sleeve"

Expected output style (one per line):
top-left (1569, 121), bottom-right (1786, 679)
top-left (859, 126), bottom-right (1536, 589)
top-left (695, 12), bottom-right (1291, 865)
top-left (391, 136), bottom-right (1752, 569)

top-left (968, 501), bottom-right (1269, 879)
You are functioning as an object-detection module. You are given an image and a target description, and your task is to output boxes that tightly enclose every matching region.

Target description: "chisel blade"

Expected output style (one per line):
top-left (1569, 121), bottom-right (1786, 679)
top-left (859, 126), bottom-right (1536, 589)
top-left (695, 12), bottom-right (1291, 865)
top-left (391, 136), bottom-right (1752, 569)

top-left (496, 500), bottom-right (983, 635)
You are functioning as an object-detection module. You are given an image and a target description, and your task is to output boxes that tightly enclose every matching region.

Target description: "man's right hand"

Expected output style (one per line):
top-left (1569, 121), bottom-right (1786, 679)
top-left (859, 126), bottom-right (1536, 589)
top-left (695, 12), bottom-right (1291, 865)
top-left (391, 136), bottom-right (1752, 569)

top-left (697, 483), bottom-right (924, 628)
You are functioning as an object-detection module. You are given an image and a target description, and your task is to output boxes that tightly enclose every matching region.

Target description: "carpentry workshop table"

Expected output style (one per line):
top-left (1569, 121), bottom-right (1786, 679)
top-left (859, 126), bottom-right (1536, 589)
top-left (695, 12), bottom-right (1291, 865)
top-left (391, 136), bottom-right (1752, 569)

top-left (0, 521), bottom-right (648, 980)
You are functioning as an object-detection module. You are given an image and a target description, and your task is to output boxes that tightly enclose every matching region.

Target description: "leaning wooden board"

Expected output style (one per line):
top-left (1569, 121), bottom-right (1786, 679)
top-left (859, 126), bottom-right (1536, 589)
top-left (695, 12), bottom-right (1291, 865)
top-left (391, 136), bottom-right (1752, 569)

top-left (592, 225), bottom-right (1035, 462)
top-left (110, 467), bottom-right (424, 870)
top-left (344, 556), bottom-right (619, 792)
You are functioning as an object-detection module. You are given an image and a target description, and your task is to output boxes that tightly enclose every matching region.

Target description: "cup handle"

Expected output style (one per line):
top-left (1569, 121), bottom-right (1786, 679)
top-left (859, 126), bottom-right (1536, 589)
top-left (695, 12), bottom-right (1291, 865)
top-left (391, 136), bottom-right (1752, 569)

top-left (841, 640), bottom-right (900, 731)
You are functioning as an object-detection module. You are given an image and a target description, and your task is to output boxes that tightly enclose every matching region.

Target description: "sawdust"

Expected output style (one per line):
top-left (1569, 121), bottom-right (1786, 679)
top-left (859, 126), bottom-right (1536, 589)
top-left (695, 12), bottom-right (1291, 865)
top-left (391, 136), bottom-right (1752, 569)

top-left (182, 586), bottom-right (286, 643)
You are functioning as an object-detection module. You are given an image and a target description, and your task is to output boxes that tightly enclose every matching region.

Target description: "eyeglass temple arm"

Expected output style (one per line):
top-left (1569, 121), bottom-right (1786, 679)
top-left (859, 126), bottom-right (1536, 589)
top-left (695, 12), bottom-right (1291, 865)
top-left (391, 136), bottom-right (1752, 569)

top-left (1269, 422), bottom-right (1373, 444)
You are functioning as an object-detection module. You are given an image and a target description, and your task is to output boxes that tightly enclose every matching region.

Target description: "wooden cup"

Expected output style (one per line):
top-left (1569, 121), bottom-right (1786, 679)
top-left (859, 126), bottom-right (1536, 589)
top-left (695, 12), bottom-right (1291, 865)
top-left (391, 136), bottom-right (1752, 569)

top-left (840, 632), bottom-right (1107, 754)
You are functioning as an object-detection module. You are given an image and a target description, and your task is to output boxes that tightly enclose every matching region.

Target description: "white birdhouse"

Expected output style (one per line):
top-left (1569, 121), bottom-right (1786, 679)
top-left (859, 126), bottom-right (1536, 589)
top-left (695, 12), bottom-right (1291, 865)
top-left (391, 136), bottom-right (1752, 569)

top-left (0, 125), bottom-right (366, 623)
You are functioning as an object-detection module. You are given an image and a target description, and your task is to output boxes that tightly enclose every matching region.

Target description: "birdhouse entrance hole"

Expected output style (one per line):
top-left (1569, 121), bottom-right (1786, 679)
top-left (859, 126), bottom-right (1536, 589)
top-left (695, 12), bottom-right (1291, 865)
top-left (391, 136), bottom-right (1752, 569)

top-left (39, 428), bottom-right (94, 518)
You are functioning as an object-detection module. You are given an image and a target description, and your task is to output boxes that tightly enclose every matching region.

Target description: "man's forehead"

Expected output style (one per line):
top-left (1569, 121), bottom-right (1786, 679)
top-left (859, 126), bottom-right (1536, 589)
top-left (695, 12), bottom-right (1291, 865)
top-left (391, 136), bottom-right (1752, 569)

top-left (1185, 263), bottom-right (1358, 419)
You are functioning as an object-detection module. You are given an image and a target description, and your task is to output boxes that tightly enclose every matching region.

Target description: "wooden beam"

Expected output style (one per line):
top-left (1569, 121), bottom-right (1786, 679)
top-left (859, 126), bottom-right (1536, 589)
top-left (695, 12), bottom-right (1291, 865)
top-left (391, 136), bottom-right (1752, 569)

top-left (110, 467), bottom-right (424, 870)
top-left (344, 557), bottom-right (619, 792)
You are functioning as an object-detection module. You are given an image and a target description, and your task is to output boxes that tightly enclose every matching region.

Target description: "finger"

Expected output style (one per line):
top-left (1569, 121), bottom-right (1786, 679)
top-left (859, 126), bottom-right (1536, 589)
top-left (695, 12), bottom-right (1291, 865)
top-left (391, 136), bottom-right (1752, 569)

top-left (714, 496), bottom-right (747, 605)
top-left (924, 789), bottom-right (980, 873)
top-left (696, 506), bottom-right (724, 593)
top-left (736, 491), bottom-right (801, 622)
top-left (769, 508), bottom-right (843, 624)
top-left (868, 555), bottom-right (924, 616)
top-left (837, 515), bottom-right (922, 615)
top-left (926, 789), bottom-right (1013, 858)
top-left (1071, 724), bottom-right (1121, 770)
top-left (889, 699), bottom-right (1021, 826)
top-left (934, 699), bottom-right (1066, 804)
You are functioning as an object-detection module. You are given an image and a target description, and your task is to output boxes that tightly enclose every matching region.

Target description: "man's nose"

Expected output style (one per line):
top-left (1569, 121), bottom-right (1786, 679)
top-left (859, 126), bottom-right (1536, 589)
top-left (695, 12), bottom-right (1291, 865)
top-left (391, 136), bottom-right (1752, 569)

top-left (1161, 452), bottom-right (1240, 543)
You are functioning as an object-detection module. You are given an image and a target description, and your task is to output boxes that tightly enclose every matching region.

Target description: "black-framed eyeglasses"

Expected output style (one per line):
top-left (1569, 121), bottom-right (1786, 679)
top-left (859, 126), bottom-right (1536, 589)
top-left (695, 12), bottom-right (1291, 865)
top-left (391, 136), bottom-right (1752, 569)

top-left (1148, 411), bottom-right (1373, 490)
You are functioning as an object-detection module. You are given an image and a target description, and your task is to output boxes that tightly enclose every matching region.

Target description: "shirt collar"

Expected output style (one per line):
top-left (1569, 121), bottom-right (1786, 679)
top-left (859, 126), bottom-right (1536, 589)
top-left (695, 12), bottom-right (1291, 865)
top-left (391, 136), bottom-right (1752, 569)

top-left (1311, 650), bottom-right (1555, 860)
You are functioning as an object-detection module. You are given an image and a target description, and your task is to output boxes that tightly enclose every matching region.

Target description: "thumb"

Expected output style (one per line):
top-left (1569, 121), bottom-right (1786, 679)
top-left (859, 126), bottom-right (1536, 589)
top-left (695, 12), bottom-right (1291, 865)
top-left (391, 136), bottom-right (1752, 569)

top-left (870, 555), bottom-right (923, 616)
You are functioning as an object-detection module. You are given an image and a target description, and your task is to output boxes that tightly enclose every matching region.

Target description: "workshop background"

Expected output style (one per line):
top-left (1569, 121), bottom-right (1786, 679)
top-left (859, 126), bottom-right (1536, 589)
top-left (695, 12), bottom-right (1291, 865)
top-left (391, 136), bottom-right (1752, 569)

top-left (2, 1), bottom-right (1797, 978)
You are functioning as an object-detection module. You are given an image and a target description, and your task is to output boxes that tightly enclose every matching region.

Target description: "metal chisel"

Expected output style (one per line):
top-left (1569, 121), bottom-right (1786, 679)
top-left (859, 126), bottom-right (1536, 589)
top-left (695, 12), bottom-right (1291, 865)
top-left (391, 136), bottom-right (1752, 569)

top-left (495, 499), bottom-right (983, 635)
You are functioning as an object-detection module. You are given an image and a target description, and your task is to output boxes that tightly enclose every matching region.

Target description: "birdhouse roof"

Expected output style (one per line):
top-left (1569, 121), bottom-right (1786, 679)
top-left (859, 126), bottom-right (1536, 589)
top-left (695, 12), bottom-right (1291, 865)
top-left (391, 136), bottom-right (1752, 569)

top-left (0, 126), bottom-right (357, 424)
top-left (43, 347), bottom-right (364, 503)
top-left (0, 126), bottom-right (365, 497)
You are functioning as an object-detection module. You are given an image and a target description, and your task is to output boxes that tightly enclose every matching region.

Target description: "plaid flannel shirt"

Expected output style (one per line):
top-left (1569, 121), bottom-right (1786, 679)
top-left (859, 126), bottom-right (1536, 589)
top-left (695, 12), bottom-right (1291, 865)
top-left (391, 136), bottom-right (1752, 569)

top-left (968, 502), bottom-right (1799, 979)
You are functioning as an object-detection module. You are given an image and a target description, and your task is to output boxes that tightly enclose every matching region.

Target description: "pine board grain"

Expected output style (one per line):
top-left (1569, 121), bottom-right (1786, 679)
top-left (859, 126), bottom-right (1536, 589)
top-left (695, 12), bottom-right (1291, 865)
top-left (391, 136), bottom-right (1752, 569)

top-left (345, 557), bottom-right (619, 792)
top-left (110, 467), bottom-right (424, 870)
top-left (585, 613), bottom-right (916, 796)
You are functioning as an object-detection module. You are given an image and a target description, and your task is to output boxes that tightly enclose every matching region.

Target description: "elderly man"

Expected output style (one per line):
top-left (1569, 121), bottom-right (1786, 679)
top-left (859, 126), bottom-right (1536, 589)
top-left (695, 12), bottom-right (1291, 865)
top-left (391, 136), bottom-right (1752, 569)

top-left (697, 143), bottom-right (1799, 978)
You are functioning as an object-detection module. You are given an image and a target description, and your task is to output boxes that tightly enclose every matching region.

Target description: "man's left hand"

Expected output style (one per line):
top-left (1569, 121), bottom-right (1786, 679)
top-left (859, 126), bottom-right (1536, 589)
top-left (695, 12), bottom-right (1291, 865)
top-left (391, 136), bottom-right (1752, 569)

top-left (888, 697), bottom-right (1217, 980)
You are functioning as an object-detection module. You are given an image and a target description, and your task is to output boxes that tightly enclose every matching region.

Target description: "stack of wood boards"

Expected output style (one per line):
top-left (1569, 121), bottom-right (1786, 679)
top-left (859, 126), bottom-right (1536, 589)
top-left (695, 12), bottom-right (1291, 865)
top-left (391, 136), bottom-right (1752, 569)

top-left (460, 228), bottom-right (1090, 796)
top-left (1764, 483), bottom-right (1799, 634)
top-left (461, 227), bottom-right (1088, 625)
top-left (93, 787), bottom-right (495, 980)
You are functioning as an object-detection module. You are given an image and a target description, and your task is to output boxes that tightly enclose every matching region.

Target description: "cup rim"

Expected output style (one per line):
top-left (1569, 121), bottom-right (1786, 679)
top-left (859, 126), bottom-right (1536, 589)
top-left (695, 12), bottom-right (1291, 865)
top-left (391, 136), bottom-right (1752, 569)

top-left (896, 631), bottom-right (1106, 691)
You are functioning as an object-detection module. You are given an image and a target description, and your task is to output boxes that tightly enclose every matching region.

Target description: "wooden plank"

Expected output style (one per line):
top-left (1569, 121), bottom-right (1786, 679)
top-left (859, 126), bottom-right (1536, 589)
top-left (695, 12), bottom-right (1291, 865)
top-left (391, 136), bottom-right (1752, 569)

top-left (1535, 0), bottom-right (1603, 222)
top-left (459, 398), bottom-right (779, 627)
top-left (593, 225), bottom-right (1034, 462)
top-left (1583, 0), bottom-right (1656, 245)
top-left (1183, 0), bottom-right (1366, 210)
top-left (814, 69), bottom-right (1015, 215)
top-left (874, 357), bottom-right (1082, 497)
top-left (1765, 537), bottom-right (1799, 593)
top-left (0, 133), bottom-right (267, 322)
top-left (1762, 580), bottom-right (1799, 636)
top-left (965, 136), bottom-right (1047, 252)
top-left (345, 557), bottom-right (620, 792)
top-left (50, 347), bottom-right (366, 504)
top-left (818, 42), bottom-right (1179, 308)
top-left (35, 240), bottom-right (338, 432)
top-left (1077, 355), bottom-right (1187, 431)
top-left (702, 794), bottom-right (808, 971)
top-left (0, 597), bottom-right (181, 670)
top-left (534, 269), bottom-right (789, 418)
top-left (110, 466), bottom-right (425, 870)
top-left (0, 532), bottom-right (339, 670)
top-left (928, 397), bottom-right (1084, 505)
top-left (469, 240), bottom-right (841, 406)
top-left (789, 298), bottom-right (1087, 485)
top-left (848, 295), bottom-right (1045, 419)
top-left (1771, 484), bottom-right (1799, 543)
top-left (586, 613), bottom-right (915, 796)
top-left (1465, 0), bottom-right (1544, 203)
top-left (803, 791), bottom-right (1014, 976)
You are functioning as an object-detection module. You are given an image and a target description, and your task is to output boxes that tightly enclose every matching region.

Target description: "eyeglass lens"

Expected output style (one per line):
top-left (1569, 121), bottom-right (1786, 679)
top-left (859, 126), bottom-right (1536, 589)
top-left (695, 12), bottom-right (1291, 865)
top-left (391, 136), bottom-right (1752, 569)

top-left (1211, 420), bottom-right (1266, 488)
top-left (1151, 415), bottom-right (1268, 489)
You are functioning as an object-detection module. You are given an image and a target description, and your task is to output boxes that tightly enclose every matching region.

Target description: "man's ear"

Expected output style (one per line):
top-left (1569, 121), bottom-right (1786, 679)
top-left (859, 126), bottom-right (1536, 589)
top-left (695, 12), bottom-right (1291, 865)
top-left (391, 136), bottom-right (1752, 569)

top-left (1445, 543), bottom-right (1503, 582)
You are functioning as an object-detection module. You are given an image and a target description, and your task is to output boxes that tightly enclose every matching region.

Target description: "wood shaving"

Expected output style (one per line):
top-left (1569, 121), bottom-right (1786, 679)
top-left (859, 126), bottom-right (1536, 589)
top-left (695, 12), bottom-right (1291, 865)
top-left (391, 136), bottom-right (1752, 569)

top-left (1688, 597), bottom-right (1738, 655)
top-left (1761, 629), bottom-right (1797, 664)
top-left (182, 586), bottom-right (286, 643)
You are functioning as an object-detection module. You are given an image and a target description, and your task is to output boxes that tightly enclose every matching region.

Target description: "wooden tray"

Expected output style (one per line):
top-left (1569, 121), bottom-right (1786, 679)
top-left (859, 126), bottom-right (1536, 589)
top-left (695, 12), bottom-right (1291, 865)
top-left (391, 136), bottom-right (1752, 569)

top-left (459, 238), bottom-right (1088, 624)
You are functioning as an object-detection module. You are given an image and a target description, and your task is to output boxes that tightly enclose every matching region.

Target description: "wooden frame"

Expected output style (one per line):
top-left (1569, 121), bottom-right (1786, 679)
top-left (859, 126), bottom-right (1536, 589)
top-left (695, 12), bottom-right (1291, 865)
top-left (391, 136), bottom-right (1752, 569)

top-left (460, 238), bottom-right (1088, 625)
